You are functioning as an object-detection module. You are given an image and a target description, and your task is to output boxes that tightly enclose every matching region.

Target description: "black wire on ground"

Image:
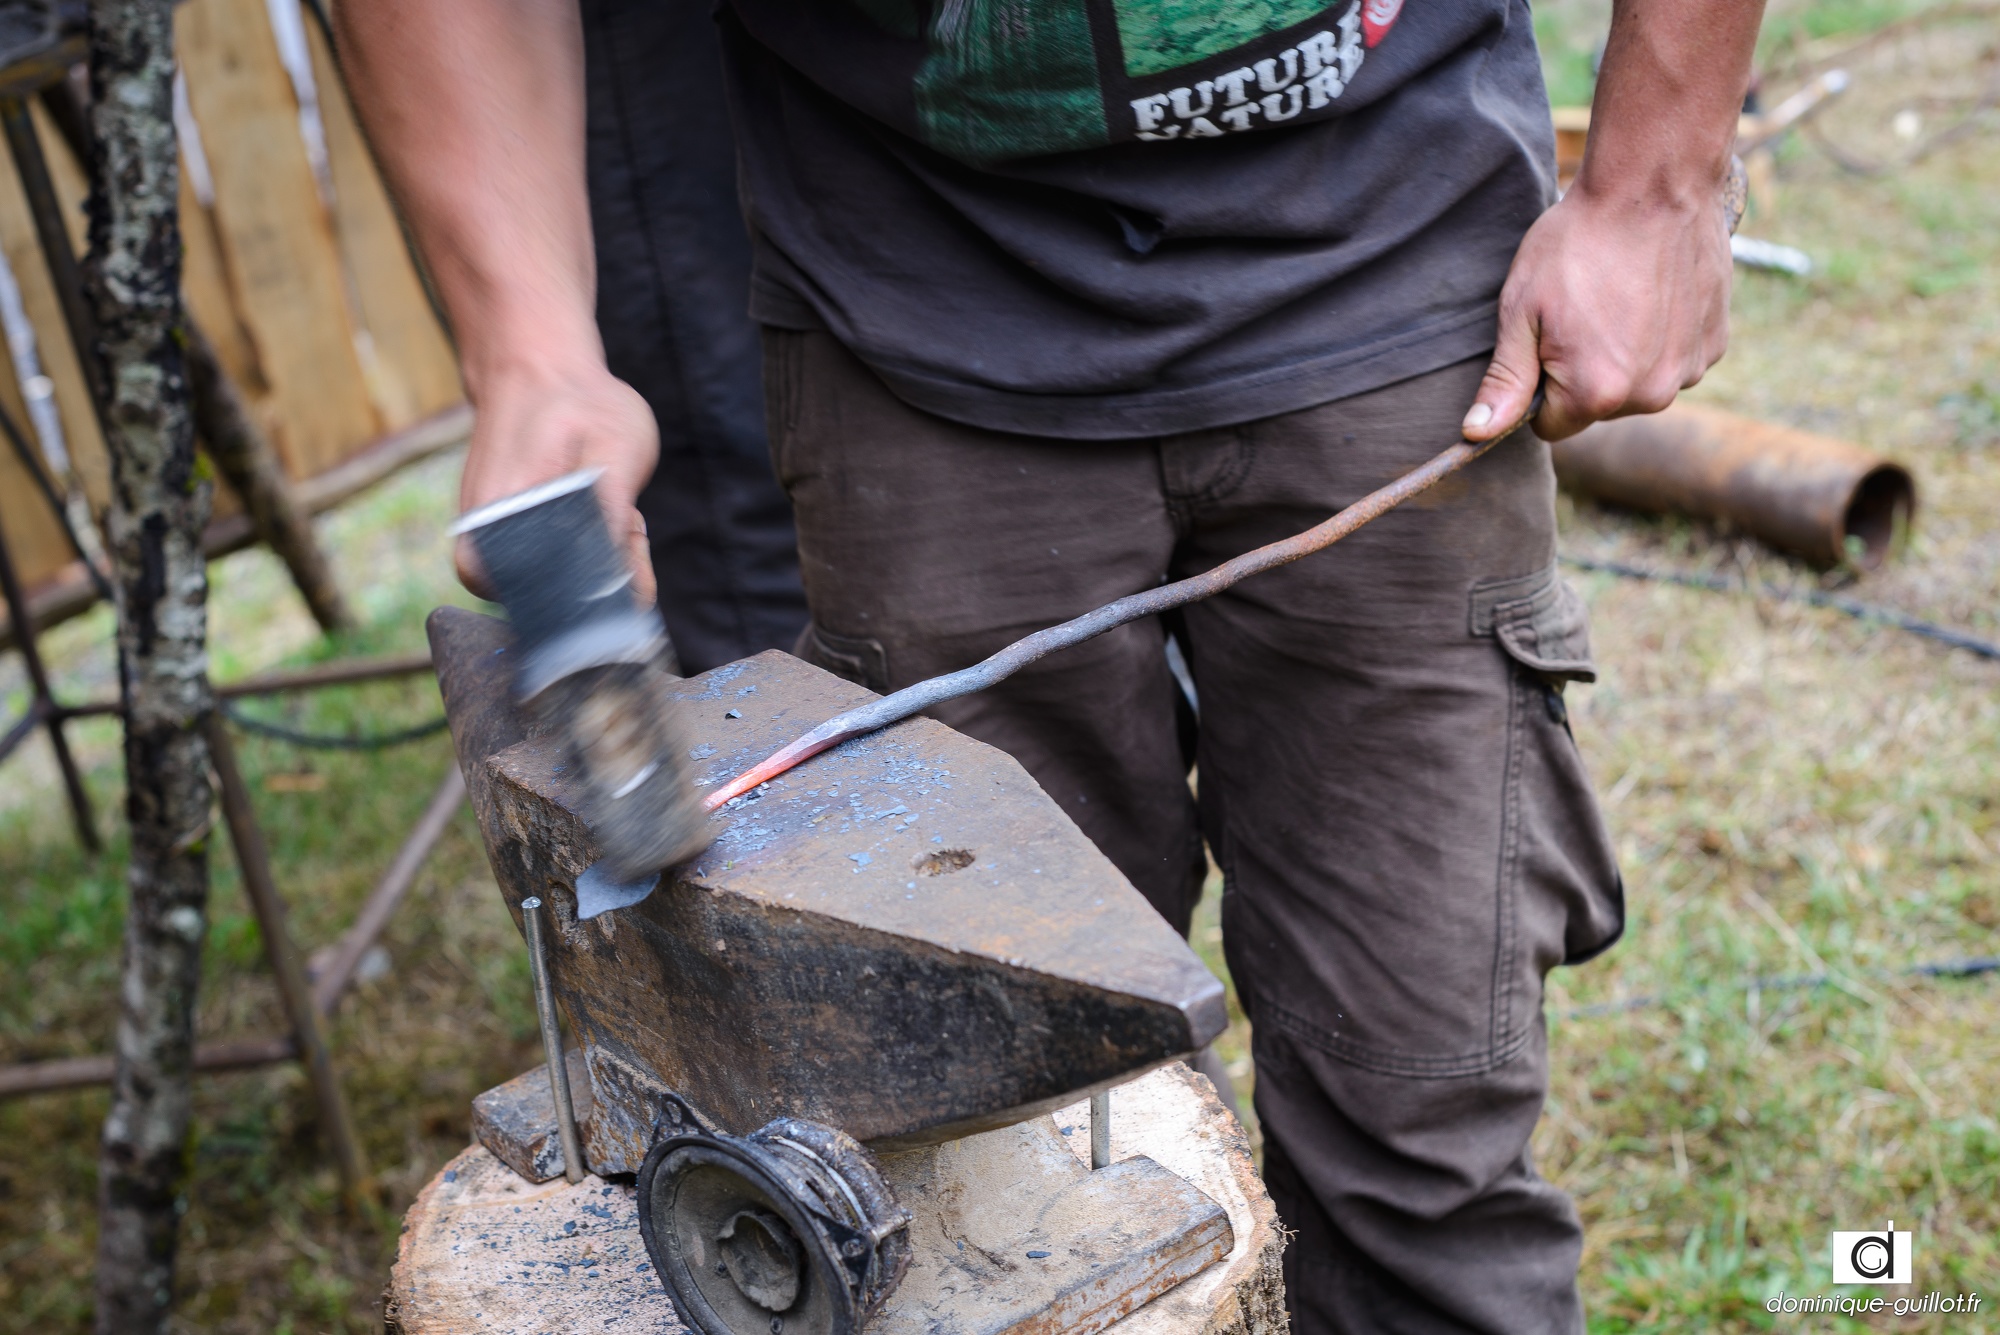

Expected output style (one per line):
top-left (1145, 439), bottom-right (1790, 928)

top-left (1559, 955), bottom-right (2000, 1021)
top-left (219, 698), bottom-right (449, 750)
top-left (1561, 554), bottom-right (2000, 662)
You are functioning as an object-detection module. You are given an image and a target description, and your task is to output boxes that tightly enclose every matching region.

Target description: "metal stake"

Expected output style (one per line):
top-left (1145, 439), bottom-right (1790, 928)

top-left (1090, 1089), bottom-right (1110, 1171)
top-left (522, 896), bottom-right (584, 1184)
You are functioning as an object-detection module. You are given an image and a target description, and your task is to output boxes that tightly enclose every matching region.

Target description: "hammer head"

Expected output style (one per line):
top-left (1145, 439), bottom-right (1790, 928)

top-left (452, 470), bottom-right (708, 887)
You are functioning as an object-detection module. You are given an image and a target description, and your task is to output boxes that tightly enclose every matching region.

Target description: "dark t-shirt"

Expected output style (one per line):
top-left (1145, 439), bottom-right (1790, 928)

top-left (719, 0), bottom-right (1556, 438)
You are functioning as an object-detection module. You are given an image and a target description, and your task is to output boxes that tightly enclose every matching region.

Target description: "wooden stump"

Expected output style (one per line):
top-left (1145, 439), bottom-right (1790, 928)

top-left (386, 1064), bottom-right (1286, 1335)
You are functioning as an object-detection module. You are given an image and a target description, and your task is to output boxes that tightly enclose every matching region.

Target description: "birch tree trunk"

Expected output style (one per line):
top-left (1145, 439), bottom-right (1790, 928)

top-left (84, 3), bottom-right (211, 1332)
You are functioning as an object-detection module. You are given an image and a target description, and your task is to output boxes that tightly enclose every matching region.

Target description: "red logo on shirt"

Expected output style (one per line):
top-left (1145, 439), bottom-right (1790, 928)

top-left (1361, 0), bottom-right (1403, 47)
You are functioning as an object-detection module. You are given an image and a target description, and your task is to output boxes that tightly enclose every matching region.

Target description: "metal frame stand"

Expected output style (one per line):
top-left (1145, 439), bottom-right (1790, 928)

top-left (205, 713), bottom-right (371, 1199)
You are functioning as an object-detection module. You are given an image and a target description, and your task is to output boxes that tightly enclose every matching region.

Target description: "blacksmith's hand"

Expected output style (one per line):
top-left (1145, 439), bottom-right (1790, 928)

top-left (455, 362), bottom-right (659, 604)
top-left (1463, 184), bottom-right (1732, 444)
top-left (1460, 0), bottom-right (1765, 444)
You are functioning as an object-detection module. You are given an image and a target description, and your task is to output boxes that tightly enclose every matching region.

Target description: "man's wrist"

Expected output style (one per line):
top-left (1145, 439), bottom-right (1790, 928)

top-left (459, 315), bottom-right (609, 402)
top-left (1566, 157), bottom-right (1727, 218)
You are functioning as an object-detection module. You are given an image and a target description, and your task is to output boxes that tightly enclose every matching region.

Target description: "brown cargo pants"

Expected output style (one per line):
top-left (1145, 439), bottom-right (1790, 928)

top-left (763, 329), bottom-right (1625, 1335)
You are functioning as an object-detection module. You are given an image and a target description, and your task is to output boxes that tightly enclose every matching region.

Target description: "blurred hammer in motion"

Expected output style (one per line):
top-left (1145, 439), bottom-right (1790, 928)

top-left (452, 471), bottom-right (707, 898)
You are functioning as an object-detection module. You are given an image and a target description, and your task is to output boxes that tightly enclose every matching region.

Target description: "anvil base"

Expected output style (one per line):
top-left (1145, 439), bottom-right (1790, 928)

top-left (391, 1066), bottom-right (1284, 1335)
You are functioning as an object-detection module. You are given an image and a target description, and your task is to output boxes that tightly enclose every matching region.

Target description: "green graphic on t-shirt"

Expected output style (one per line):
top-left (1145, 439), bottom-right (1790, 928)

top-left (913, 0), bottom-right (1108, 161)
top-left (1112, 0), bottom-right (1330, 76)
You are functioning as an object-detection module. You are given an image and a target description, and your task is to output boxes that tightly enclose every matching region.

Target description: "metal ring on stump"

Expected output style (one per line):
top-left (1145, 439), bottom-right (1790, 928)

top-left (637, 1118), bottom-right (910, 1335)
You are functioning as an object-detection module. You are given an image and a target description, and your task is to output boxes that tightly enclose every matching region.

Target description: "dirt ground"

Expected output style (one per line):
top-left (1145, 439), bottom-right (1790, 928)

top-left (3, 3), bottom-right (1997, 1331)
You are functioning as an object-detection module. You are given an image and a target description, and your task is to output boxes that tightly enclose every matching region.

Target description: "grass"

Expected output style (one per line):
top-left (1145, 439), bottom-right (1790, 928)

top-left (0, 452), bottom-right (538, 1332)
top-left (1531, 2), bottom-right (2000, 1327)
top-left (4, 2), bottom-right (2000, 1328)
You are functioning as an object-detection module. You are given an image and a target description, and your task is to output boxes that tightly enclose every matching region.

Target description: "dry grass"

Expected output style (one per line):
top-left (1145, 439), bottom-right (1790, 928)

top-left (2, 5), bottom-right (1997, 1329)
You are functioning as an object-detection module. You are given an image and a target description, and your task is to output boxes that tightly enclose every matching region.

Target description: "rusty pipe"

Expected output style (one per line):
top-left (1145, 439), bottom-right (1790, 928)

top-left (1550, 403), bottom-right (1915, 569)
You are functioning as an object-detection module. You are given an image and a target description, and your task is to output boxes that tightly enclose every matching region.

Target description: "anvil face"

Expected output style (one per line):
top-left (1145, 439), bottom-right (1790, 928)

top-left (430, 609), bottom-right (1225, 1167)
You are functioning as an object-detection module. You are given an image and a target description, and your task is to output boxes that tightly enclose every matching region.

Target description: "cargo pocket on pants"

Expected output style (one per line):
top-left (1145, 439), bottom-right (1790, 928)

top-left (1473, 567), bottom-right (1625, 1013)
top-left (793, 621), bottom-right (890, 694)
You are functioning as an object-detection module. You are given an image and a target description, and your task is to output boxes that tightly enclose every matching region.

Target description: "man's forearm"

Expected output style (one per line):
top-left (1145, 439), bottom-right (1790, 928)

top-left (1581, 0), bottom-right (1766, 209)
top-left (336, 0), bottom-right (661, 597)
top-left (334, 0), bottom-right (599, 396)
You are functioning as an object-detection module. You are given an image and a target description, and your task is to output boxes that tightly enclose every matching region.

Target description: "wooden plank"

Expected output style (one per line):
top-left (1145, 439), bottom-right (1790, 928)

top-left (0, 115), bottom-right (106, 514)
top-left (176, 0), bottom-right (379, 479)
top-left (25, 99), bottom-right (84, 256)
top-left (304, 14), bottom-right (461, 430)
top-left (179, 158), bottom-right (267, 402)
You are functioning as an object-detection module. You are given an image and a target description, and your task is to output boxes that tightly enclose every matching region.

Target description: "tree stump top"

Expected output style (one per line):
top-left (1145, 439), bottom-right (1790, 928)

top-left (386, 1064), bottom-right (1286, 1335)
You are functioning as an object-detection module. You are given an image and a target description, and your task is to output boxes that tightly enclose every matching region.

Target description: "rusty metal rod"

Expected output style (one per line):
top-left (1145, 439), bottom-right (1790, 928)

top-left (311, 764), bottom-right (465, 1015)
top-left (0, 1035), bottom-right (296, 1098)
top-left (0, 95), bottom-right (111, 438)
top-left (0, 699), bottom-right (42, 763)
top-left (705, 414), bottom-right (1528, 811)
top-left (0, 406), bottom-right (472, 655)
top-left (0, 505), bottom-right (96, 848)
top-left (522, 896), bottom-right (585, 1184)
top-left (63, 650), bottom-right (436, 718)
top-left (206, 715), bottom-right (371, 1199)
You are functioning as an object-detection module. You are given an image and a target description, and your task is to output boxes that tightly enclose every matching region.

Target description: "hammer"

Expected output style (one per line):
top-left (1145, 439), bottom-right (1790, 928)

top-left (452, 470), bottom-right (709, 893)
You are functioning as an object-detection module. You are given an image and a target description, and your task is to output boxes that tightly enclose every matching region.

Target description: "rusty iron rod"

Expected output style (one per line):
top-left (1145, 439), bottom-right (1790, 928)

top-left (205, 715), bottom-right (370, 1198)
top-left (211, 650), bottom-right (437, 699)
top-left (0, 1036), bottom-right (296, 1099)
top-left (311, 764), bottom-right (466, 1015)
top-left (0, 406), bottom-right (472, 655)
top-left (0, 95), bottom-right (111, 438)
top-left (523, 897), bottom-right (585, 1184)
top-left (0, 699), bottom-right (41, 763)
top-left (1090, 1090), bottom-right (1110, 1171)
top-left (63, 650), bottom-right (436, 718)
top-left (705, 418), bottom-right (1525, 811)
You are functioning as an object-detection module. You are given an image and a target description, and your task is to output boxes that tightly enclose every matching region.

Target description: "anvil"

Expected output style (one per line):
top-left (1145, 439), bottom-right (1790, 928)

top-left (429, 608), bottom-right (1230, 1335)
